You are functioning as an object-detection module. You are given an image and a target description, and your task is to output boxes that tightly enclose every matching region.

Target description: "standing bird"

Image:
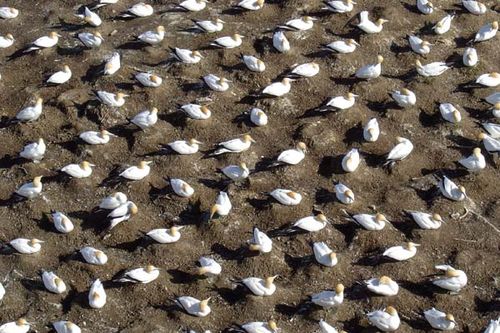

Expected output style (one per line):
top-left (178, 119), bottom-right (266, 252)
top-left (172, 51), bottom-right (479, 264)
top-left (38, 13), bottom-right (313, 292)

top-left (355, 55), bottom-right (383, 79)
top-left (130, 108), bottom-right (158, 129)
top-left (23, 31), bottom-right (61, 53)
top-left (212, 135), bottom-right (255, 155)
top-left (367, 306), bottom-right (400, 332)
top-left (16, 98), bottom-right (43, 122)
top-left (46, 65), bottom-right (72, 85)
top-left (433, 14), bottom-right (454, 35)
top-left (138, 26), bottom-right (165, 45)
top-left (432, 265), bottom-right (467, 292)
top-left (357, 11), bottom-right (388, 33)
top-left (20, 138), bottom-right (46, 162)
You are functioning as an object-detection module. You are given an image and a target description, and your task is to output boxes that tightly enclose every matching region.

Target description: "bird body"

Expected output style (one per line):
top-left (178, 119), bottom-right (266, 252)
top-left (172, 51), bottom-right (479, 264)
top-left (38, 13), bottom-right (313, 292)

top-left (170, 178), bottom-right (194, 197)
top-left (355, 55), bottom-right (383, 79)
top-left (439, 176), bottom-right (466, 201)
top-left (416, 60), bottom-right (451, 76)
top-left (80, 246), bottom-right (108, 265)
top-left (89, 279), bottom-right (106, 308)
top-left (120, 161), bottom-right (151, 180)
top-left (16, 176), bottom-right (43, 199)
top-left (270, 189), bottom-right (302, 205)
top-left (367, 307), bottom-right (400, 331)
top-left (432, 265), bottom-right (467, 292)
top-left (77, 32), bottom-right (103, 48)
top-left (383, 242), bottom-right (419, 261)
top-left (176, 296), bottom-right (211, 317)
top-left (272, 31), bottom-right (290, 53)
top-left (99, 192), bottom-right (127, 210)
top-left (80, 130), bottom-right (115, 145)
top-left (242, 276), bottom-right (277, 296)
top-left (424, 308), bottom-right (456, 330)
top-left (16, 98), bottom-right (43, 122)
top-left (180, 104), bottom-right (211, 120)
top-left (357, 11), bottom-right (388, 33)
top-left (147, 226), bottom-right (183, 244)
top-left (474, 21), bottom-right (498, 42)
top-left (203, 74), bottom-right (230, 91)
top-left (42, 271), bottom-right (66, 294)
top-left (61, 161), bottom-right (94, 178)
top-left (131, 108), bottom-right (158, 129)
top-left (168, 139), bottom-right (201, 154)
top-left (311, 284), bottom-right (344, 308)
top-left (364, 118), bottom-right (380, 142)
top-left (433, 15), bottom-right (454, 34)
top-left (365, 276), bottom-right (399, 296)
top-left (138, 26), bottom-right (165, 45)
top-left (20, 138), bottom-right (45, 162)
top-left (213, 135), bottom-right (255, 155)
top-left (116, 266), bottom-right (159, 284)
top-left (313, 242), bottom-right (337, 267)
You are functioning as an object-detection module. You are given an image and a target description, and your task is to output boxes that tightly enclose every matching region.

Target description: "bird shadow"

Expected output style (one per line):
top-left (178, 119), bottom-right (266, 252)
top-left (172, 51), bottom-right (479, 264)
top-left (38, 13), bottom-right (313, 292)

top-left (211, 243), bottom-right (248, 263)
top-left (343, 122), bottom-right (363, 145)
top-left (284, 253), bottom-right (314, 271)
top-left (345, 283), bottom-right (369, 301)
top-left (166, 269), bottom-right (200, 284)
top-left (32, 214), bottom-right (56, 233)
top-left (112, 236), bottom-right (153, 253)
top-left (82, 63), bottom-right (105, 82)
top-left (331, 222), bottom-right (357, 245)
top-left (474, 295), bottom-right (500, 313)
top-left (20, 278), bottom-right (46, 292)
top-left (178, 200), bottom-right (203, 226)
top-left (315, 187), bottom-right (335, 205)
top-left (212, 285), bottom-right (248, 305)
top-left (400, 280), bottom-right (437, 298)
top-left (159, 111), bottom-right (188, 128)
top-left (246, 197), bottom-right (271, 210)
top-left (402, 2), bottom-right (422, 14)
top-left (418, 109), bottom-right (441, 128)
top-left (0, 155), bottom-right (24, 170)
top-left (317, 154), bottom-right (345, 177)
top-left (117, 41), bottom-right (146, 50)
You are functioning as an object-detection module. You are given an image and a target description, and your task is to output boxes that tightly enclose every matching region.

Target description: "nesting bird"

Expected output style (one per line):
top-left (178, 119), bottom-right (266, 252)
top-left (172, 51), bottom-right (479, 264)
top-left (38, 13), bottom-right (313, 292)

top-left (432, 265), bottom-right (468, 292)
top-left (77, 31), bottom-right (103, 48)
top-left (279, 16), bottom-right (316, 31)
top-left (242, 55), bottom-right (266, 72)
top-left (248, 227), bottom-right (273, 253)
top-left (51, 211), bottom-right (74, 233)
top-left (324, 39), bottom-right (359, 53)
top-left (15, 176), bottom-right (43, 199)
top-left (42, 271), bottom-right (66, 294)
top-left (211, 34), bottom-right (243, 48)
top-left (274, 142), bottom-right (307, 166)
top-left (221, 162), bottom-right (250, 182)
top-left (212, 134), bottom-right (255, 155)
top-left (408, 35), bottom-right (431, 55)
top-left (0, 319), bottom-right (30, 333)
top-left (383, 242), bottom-right (419, 261)
top-left (180, 104), bottom-right (211, 120)
top-left (363, 118), bottom-right (380, 142)
top-left (167, 139), bottom-right (201, 154)
top-left (107, 201), bottom-right (138, 230)
top-left (478, 133), bottom-right (500, 153)
top-left (176, 296), bottom-right (211, 317)
top-left (341, 148), bottom-right (360, 172)
top-left (270, 189), bottom-right (302, 205)
top-left (391, 88), bottom-right (416, 108)
top-left (272, 31), bottom-right (290, 53)
top-left (416, 60), bottom-right (451, 76)
top-left (89, 279), bottom-right (106, 308)
top-left (99, 192), bottom-right (127, 210)
top-left (239, 321), bottom-right (278, 333)
top-left (355, 55), bottom-right (383, 79)
top-left (237, 0), bottom-right (265, 11)
top-left (115, 265), bottom-right (159, 284)
top-left (334, 182), bottom-right (355, 204)
top-left (474, 21), bottom-right (498, 42)
top-left (61, 161), bottom-right (94, 178)
top-left (433, 14), bottom-right (454, 35)
top-left (170, 178), bottom-right (194, 198)
top-left (172, 48), bottom-right (203, 64)
top-left (76, 7), bottom-right (102, 27)
top-left (262, 78), bottom-right (293, 97)
top-left (313, 242), bottom-right (338, 267)
top-left (0, 33), bottom-right (14, 48)
top-left (459, 148), bottom-right (486, 171)
top-left (53, 321), bottom-right (81, 333)
top-left (323, 92), bottom-right (358, 110)
top-left (103, 52), bottom-right (120, 75)
top-left (365, 276), bottom-right (399, 296)
top-left (416, 0), bottom-right (434, 15)
top-left (122, 2), bottom-right (153, 17)
top-left (350, 213), bottom-right (388, 230)
top-left (357, 11), bottom-right (388, 33)
top-left (197, 257), bottom-right (222, 276)
top-left (130, 108), bottom-right (158, 129)
top-left (0, 6), bottom-right (19, 19)
top-left (138, 26), bottom-right (165, 45)
top-left (407, 211), bottom-right (443, 229)
top-left (386, 137), bottom-right (413, 164)
top-left (209, 191), bottom-right (232, 219)
top-left (242, 276), bottom-right (277, 296)
top-left (476, 72), bottom-right (500, 87)
top-left (367, 306), bottom-right (400, 332)
top-left (80, 246), bottom-right (108, 265)
top-left (323, 0), bottom-right (355, 13)
top-left (463, 47), bottom-right (478, 67)
top-left (439, 103), bottom-right (461, 123)
top-left (439, 176), bottom-right (466, 201)
top-left (463, 0), bottom-right (487, 15)
top-left (178, 0), bottom-right (207, 12)
top-left (424, 308), bottom-right (456, 330)
top-left (135, 73), bottom-right (162, 88)
top-left (96, 91), bottom-right (127, 107)
top-left (147, 226), bottom-right (183, 244)
top-left (203, 74), bottom-right (231, 92)
top-left (311, 284), bottom-right (344, 308)
top-left (24, 31), bottom-right (60, 53)
top-left (120, 161), bottom-right (151, 180)
top-left (193, 18), bottom-right (224, 33)
top-left (249, 107), bottom-right (268, 126)
top-left (16, 98), bottom-right (43, 122)
top-left (79, 130), bottom-right (116, 145)
top-left (20, 138), bottom-right (46, 162)
top-left (291, 213), bottom-right (329, 232)
top-left (9, 238), bottom-right (43, 254)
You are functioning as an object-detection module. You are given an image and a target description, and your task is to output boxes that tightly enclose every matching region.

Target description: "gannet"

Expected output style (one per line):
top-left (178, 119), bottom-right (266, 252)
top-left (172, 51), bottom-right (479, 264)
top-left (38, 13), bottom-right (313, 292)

top-left (193, 18), bottom-right (224, 33)
top-left (170, 178), bottom-right (194, 197)
top-left (350, 213), bottom-right (388, 230)
top-left (324, 39), bottom-right (359, 53)
top-left (0, 319), bottom-right (29, 333)
top-left (197, 257), bottom-right (221, 276)
top-left (270, 189), bottom-right (302, 205)
top-left (96, 91), bottom-right (127, 107)
top-left (107, 201), bottom-right (138, 230)
top-left (474, 21), bottom-right (498, 42)
top-left (463, 0), bottom-right (487, 15)
top-left (42, 271), bottom-right (66, 294)
top-left (52, 211), bottom-right (74, 233)
top-left (248, 227), bottom-right (272, 253)
top-left (391, 88), bottom-right (416, 108)
top-left (416, 59), bottom-right (451, 76)
top-left (240, 321), bottom-right (278, 333)
top-left (237, 0), bottom-right (265, 11)
top-left (9, 238), bottom-right (43, 254)
top-left (483, 122), bottom-right (500, 138)
top-left (89, 279), bottom-right (106, 308)
top-left (367, 306), bottom-right (400, 332)
top-left (116, 265), bottom-right (159, 284)
top-left (439, 176), bottom-right (466, 201)
top-left (493, 103), bottom-right (500, 118)
top-left (365, 276), bottom-right (399, 296)
top-left (357, 11), bottom-right (388, 33)
top-left (180, 104), bottom-right (211, 120)
top-left (313, 242), bottom-right (337, 267)
top-left (476, 72), bottom-right (500, 87)
top-left (61, 161), bottom-right (94, 178)
top-left (242, 55), bottom-right (266, 72)
top-left (178, 0), bottom-right (207, 12)
top-left (334, 182), bottom-right (355, 204)
top-left (341, 148), bottom-right (360, 172)
top-left (167, 139), bottom-right (201, 154)
top-left (80, 246), bottom-right (108, 265)
top-left (221, 162), bottom-right (250, 182)
top-left (20, 138), bottom-right (46, 162)
top-left (47, 65), bottom-right (72, 84)
top-left (275, 142), bottom-right (307, 165)
top-left (323, 0), bottom-right (355, 13)
top-left (311, 284), bottom-right (344, 308)
top-left (131, 108), bottom-right (158, 129)
top-left (0, 282), bottom-right (4, 301)
top-left (0, 33), bottom-right (14, 48)
top-left (122, 3), bottom-right (153, 17)
top-left (407, 211), bottom-right (443, 229)
top-left (262, 78), bottom-right (293, 96)
top-left (279, 16), bottom-right (316, 31)
top-left (417, 0), bottom-right (434, 15)
top-left (463, 47), bottom-right (478, 67)
top-left (211, 34), bottom-right (243, 48)
top-left (213, 134), bottom-right (255, 155)
top-left (103, 52), bottom-right (120, 75)
top-left (439, 103), bottom-right (462, 123)
top-left (319, 320), bottom-right (345, 333)
top-left (53, 321), bottom-right (81, 333)
top-left (99, 192), bottom-right (127, 210)
top-left (364, 117), bottom-right (380, 142)
top-left (92, 0), bottom-right (119, 9)
top-left (273, 31), bottom-right (290, 53)
top-left (408, 35), bottom-right (431, 55)
top-left (250, 107), bottom-right (268, 126)
top-left (210, 191), bottom-right (231, 219)
top-left (293, 213), bottom-right (328, 232)
top-left (24, 32), bottom-right (60, 52)
top-left (172, 48), bottom-right (203, 64)
top-left (433, 265), bottom-right (468, 292)
top-left (80, 130), bottom-right (116, 145)
top-left (0, 7), bottom-right (19, 19)
top-left (242, 276), bottom-right (277, 296)
top-left (120, 161), bottom-right (151, 180)
top-left (386, 137), bottom-right (413, 163)
top-left (290, 62), bottom-right (320, 78)
top-left (459, 148), bottom-right (486, 171)
top-left (176, 296), bottom-right (211, 317)
top-left (15, 176), bottom-right (42, 199)
top-left (479, 133), bottom-right (500, 153)
top-left (135, 72), bottom-right (162, 87)
top-left (383, 242), bottom-right (419, 261)
top-left (486, 93), bottom-right (500, 105)
top-left (484, 318), bottom-right (500, 333)
top-left (16, 98), bottom-right (43, 122)
top-left (355, 55), bottom-right (383, 79)
top-left (77, 31), bottom-right (103, 48)
top-left (138, 26), bottom-right (165, 45)
top-left (76, 7), bottom-right (102, 27)
top-left (424, 308), bottom-right (456, 330)
top-left (147, 226), bottom-right (183, 244)
top-left (433, 14), bottom-right (454, 34)
top-left (203, 74), bottom-right (231, 91)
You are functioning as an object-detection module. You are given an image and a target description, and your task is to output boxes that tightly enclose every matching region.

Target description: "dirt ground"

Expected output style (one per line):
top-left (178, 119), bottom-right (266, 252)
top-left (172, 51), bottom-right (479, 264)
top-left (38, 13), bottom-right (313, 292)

top-left (0, 0), bottom-right (499, 332)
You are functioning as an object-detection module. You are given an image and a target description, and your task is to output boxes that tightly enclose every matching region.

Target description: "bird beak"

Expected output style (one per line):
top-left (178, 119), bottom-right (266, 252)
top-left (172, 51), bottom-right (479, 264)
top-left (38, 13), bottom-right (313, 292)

top-left (57, 33), bottom-right (62, 37)
top-left (145, 161), bottom-right (153, 165)
top-left (194, 140), bottom-right (203, 144)
top-left (353, 41), bottom-right (360, 46)
top-left (89, 163), bottom-right (96, 167)
top-left (352, 94), bottom-right (359, 97)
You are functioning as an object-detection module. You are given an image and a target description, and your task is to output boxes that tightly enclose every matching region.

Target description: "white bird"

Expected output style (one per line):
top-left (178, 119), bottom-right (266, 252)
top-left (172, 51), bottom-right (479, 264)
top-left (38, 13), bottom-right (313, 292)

top-left (439, 103), bottom-right (461, 123)
top-left (433, 265), bottom-right (468, 292)
top-left (248, 227), bottom-right (272, 253)
top-left (459, 148), bottom-right (486, 171)
top-left (365, 276), bottom-right (399, 296)
top-left (270, 189), bottom-right (302, 205)
top-left (180, 104), bottom-right (211, 120)
top-left (364, 117), bottom-right (380, 142)
top-left (493, 103), bottom-right (500, 118)
top-left (53, 321), bottom-right (81, 333)
top-left (279, 16), bottom-right (316, 31)
top-left (77, 7), bottom-right (101, 26)
top-left (367, 306), bottom-right (400, 332)
top-left (0, 33), bottom-right (14, 48)
top-left (463, 0), bottom-right (487, 14)
top-left (424, 308), bottom-right (456, 330)
top-left (16, 98), bottom-right (43, 122)
top-left (79, 130), bottom-right (116, 145)
top-left (197, 257), bottom-right (222, 276)
top-left (77, 31), bottom-right (103, 48)
top-left (273, 31), bottom-right (290, 53)
top-left (203, 74), bottom-right (231, 91)
top-left (275, 142), bottom-right (307, 165)
top-left (15, 176), bottom-right (43, 199)
top-left (138, 26), bottom-right (165, 45)
top-left (351, 213), bottom-right (388, 230)
top-left (172, 48), bottom-right (203, 64)
top-left (61, 161), bottom-right (94, 178)
top-left (392, 88), bottom-right (416, 108)
top-left (357, 11), bottom-right (388, 33)
top-left (89, 279), bottom-right (106, 308)
top-left (0, 319), bottom-right (29, 333)
top-left (178, 0), bottom-right (207, 11)
top-left (103, 52), bottom-right (120, 75)
top-left (147, 226), bottom-right (183, 244)
top-left (24, 32), bottom-right (60, 52)
top-left (486, 93), bottom-right (500, 105)
top-left (131, 108), bottom-right (158, 129)
top-left (170, 178), bottom-right (194, 198)
top-left (122, 3), bottom-right (153, 17)
top-left (324, 39), bottom-right (359, 53)
top-left (439, 176), bottom-right (466, 201)
top-left (323, 0), bottom-right (355, 13)
top-left (293, 214), bottom-right (328, 232)
top-left (476, 72), bottom-right (500, 87)
top-left (176, 296), bottom-right (211, 317)
top-left (483, 122), bottom-right (500, 138)
top-left (355, 55), bottom-right (383, 79)
top-left (479, 133), bottom-right (500, 153)
top-left (120, 161), bottom-right (151, 180)
top-left (211, 34), bottom-right (243, 48)
top-left (416, 60), bottom-right (450, 77)
top-left (237, 0), bottom-right (264, 11)
top-left (193, 18), bottom-right (224, 33)
top-left (46, 65), bottom-right (71, 85)
top-left (168, 139), bottom-right (201, 155)
top-left (408, 35), bottom-right (431, 55)
top-left (240, 321), bottom-right (278, 333)
top-left (0, 282), bottom-right (4, 301)
top-left (335, 182), bottom-right (355, 204)
top-left (42, 271), bottom-right (66, 294)
top-left (213, 134), bottom-right (255, 155)
top-left (99, 192), bottom-right (127, 210)
top-left (221, 162), bottom-right (250, 182)
top-left (262, 78), bottom-right (293, 96)
top-left (290, 62), bottom-right (320, 78)
top-left (116, 265), bottom-right (159, 284)
top-left (407, 211), bottom-right (443, 229)
top-left (319, 320), bottom-right (344, 333)
top-left (210, 191), bottom-right (232, 219)
top-left (313, 242), bottom-right (337, 267)
top-left (242, 276), bottom-right (277, 296)
top-left (433, 14), bottom-right (454, 35)
top-left (20, 138), bottom-right (46, 162)
top-left (250, 107), bottom-right (268, 126)
top-left (463, 47), bottom-right (478, 67)
top-left (80, 246), bottom-right (108, 265)
top-left (416, 0), bottom-right (434, 14)
top-left (474, 21), bottom-right (498, 42)
top-left (135, 73), bottom-right (162, 87)
top-left (311, 284), bottom-right (344, 308)
top-left (9, 238), bottom-right (43, 254)
top-left (387, 137), bottom-right (413, 163)
top-left (341, 148), bottom-right (360, 172)
top-left (383, 242), bottom-right (420, 261)
top-left (0, 7), bottom-right (19, 19)
top-left (484, 318), bottom-right (500, 333)
top-left (51, 211), bottom-right (74, 233)
top-left (242, 55), bottom-right (265, 72)
top-left (96, 91), bottom-right (127, 107)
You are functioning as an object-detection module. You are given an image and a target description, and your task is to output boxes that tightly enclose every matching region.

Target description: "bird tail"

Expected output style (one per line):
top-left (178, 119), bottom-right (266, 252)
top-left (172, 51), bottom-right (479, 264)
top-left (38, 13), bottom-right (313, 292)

top-left (359, 10), bottom-right (368, 23)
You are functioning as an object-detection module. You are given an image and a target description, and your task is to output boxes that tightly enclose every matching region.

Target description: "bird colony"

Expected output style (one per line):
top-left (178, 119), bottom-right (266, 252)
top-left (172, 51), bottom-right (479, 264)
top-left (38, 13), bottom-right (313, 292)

top-left (0, 0), bottom-right (499, 332)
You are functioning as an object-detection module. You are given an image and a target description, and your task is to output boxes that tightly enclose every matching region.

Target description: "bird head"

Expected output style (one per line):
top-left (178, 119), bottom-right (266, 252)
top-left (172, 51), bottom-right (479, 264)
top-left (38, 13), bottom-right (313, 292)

top-left (36, 97), bottom-right (44, 106)
top-left (233, 33), bottom-right (243, 41)
top-left (329, 252), bottom-right (337, 261)
top-left (494, 102), bottom-right (500, 110)
top-left (139, 161), bottom-right (152, 169)
top-left (316, 213), bottom-right (327, 222)
top-left (29, 239), bottom-right (43, 246)
top-left (265, 275), bottom-right (278, 288)
top-left (445, 268), bottom-right (460, 277)
top-left (49, 31), bottom-right (60, 39)
top-left (377, 55), bottom-right (384, 64)
top-left (192, 50), bottom-right (203, 58)
top-left (257, 0), bottom-right (265, 5)
top-left (145, 265), bottom-right (157, 273)
top-left (129, 203), bottom-right (139, 215)
top-left (452, 110), bottom-right (461, 122)
top-left (335, 283), bottom-right (344, 294)
top-left (492, 21), bottom-right (498, 29)
top-left (199, 297), bottom-right (211, 312)
top-left (386, 306), bottom-right (397, 315)
top-left (189, 138), bottom-right (202, 145)
top-left (81, 161), bottom-right (95, 170)
top-left (32, 176), bottom-right (43, 187)
top-left (65, 322), bottom-right (76, 330)
top-left (116, 92), bottom-right (128, 100)
top-left (400, 88), bottom-right (411, 96)
top-left (150, 107), bottom-right (159, 115)
top-left (209, 205), bottom-right (218, 219)
top-left (379, 276), bottom-right (392, 284)
top-left (347, 38), bottom-right (360, 46)
top-left (157, 25), bottom-right (165, 33)
top-left (344, 189), bottom-right (354, 200)
top-left (407, 242), bottom-right (420, 250)
top-left (200, 105), bottom-right (210, 114)
top-left (347, 92), bottom-right (359, 100)
top-left (446, 313), bottom-right (456, 323)
top-left (95, 31), bottom-right (104, 40)
top-left (242, 134), bottom-right (256, 143)
top-left (150, 75), bottom-right (161, 84)
top-left (94, 250), bottom-right (106, 261)
top-left (216, 18), bottom-right (225, 24)
top-left (16, 319), bottom-right (29, 327)
top-left (472, 147), bottom-right (482, 157)
top-left (375, 213), bottom-right (387, 223)
top-left (169, 226), bottom-right (182, 236)
top-left (297, 141), bottom-right (307, 152)
top-left (376, 18), bottom-right (389, 26)
top-left (432, 213), bottom-right (443, 222)
top-left (285, 191), bottom-right (298, 200)
top-left (415, 59), bottom-right (423, 67)
top-left (54, 277), bottom-right (64, 288)
top-left (491, 72), bottom-right (500, 78)
top-left (6, 33), bottom-right (14, 40)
